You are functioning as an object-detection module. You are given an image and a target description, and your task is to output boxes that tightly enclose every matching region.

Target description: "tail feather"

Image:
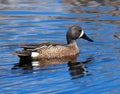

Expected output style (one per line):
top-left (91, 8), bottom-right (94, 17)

top-left (21, 46), bottom-right (38, 50)
top-left (12, 51), bottom-right (31, 57)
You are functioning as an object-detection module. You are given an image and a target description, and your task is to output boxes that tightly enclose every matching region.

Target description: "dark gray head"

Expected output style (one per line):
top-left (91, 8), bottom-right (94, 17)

top-left (66, 25), bottom-right (93, 44)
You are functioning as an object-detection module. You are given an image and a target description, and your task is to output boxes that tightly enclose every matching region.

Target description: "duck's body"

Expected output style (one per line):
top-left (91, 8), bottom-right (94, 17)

top-left (14, 41), bottom-right (79, 60)
top-left (13, 25), bottom-right (93, 60)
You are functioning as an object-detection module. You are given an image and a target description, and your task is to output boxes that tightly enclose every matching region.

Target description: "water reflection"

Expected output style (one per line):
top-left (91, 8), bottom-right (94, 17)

top-left (0, 0), bottom-right (13, 4)
top-left (12, 55), bottom-right (93, 79)
top-left (68, 57), bottom-right (93, 79)
top-left (12, 55), bottom-right (78, 70)
top-left (1, 0), bottom-right (120, 93)
top-left (63, 0), bottom-right (120, 7)
top-left (63, 0), bottom-right (120, 24)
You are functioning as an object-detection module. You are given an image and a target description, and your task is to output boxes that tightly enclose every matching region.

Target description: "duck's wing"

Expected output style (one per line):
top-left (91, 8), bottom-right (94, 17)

top-left (12, 42), bottom-right (64, 57)
top-left (21, 42), bottom-right (62, 51)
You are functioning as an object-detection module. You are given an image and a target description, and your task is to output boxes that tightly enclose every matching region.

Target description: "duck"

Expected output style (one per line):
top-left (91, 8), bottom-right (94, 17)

top-left (13, 25), bottom-right (93, 60)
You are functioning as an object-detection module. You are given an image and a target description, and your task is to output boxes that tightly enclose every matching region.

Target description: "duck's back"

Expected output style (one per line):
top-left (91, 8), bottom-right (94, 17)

top-left (36, 45), bottom-right (68, 59)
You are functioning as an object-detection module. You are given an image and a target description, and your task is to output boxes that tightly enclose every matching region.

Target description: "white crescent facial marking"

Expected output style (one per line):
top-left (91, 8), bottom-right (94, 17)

top-left (79, 29), bottom-right (84, 38)
top-left (31, 52), bottom-right (39, 58)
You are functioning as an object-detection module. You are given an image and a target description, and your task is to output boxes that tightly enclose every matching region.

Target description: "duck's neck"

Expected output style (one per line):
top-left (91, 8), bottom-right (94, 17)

top-left (67, 40), bottom-right (75, 44)
top-left (67, 38), bottom-right (76, 44)
top-left (67, 37), bottom-right (74, 44)
top-left (67, 40), bottom-right (79, 54)
top-left (68, 39), bottom-right (78, 48)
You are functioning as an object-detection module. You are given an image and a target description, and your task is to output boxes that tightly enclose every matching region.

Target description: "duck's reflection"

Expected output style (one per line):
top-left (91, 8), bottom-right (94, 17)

top-left (12, 55), bottom-right (78, 70)
top-left (68, 57), bottom-right (93, 79)
top-left (12, 55), bottom-right (93, 78)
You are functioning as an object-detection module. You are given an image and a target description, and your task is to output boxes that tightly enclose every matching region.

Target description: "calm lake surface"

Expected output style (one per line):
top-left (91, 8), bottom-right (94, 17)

top-left (0, 0), bottom-right (120, 94)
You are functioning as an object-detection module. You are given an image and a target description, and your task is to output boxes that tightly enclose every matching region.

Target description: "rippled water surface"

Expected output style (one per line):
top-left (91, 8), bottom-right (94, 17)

top-left (0, 0), bottom-right (120, 94)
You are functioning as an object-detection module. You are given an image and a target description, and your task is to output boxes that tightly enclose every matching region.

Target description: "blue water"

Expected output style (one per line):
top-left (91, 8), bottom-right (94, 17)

top-left (0, 0), bottom-right (120, 94)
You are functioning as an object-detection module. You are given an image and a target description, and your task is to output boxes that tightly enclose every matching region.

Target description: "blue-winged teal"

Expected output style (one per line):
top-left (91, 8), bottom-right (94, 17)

top-left (13, 25), bottom-right (93, 60)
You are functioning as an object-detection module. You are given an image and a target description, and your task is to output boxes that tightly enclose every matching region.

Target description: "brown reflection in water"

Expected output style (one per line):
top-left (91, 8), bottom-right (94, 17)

top-left (0, 0), bottom-right (119, 28)
top-left (63, 0), bottom-right (120, 16)
top-left (63, 0), bottom-right (120, 7)
top-left (0, 0), bottom-right (13, 4)
top-left (12, 55), bottom-right (93, 78)
top-left (62, 0), bottom-right (120, 28)
top-left (68, 57), bottom-right (93, 79)
top-left (12, 55), bottom-right (78, 70)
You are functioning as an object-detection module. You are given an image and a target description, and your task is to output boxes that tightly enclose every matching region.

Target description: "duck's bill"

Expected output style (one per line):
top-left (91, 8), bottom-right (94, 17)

top-left (81, 34), bottom-right (93, 42)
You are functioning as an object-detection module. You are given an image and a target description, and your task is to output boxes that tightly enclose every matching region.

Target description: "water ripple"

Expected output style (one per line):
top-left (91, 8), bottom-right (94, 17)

top-left (0, 0), bottom-right (120, 94)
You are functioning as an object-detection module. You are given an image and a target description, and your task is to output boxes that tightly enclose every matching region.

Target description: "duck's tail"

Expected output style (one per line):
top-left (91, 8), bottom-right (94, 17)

top-left (12, 51), bottom-right (31, 56)
top-left (12, 51), bottom-right (32, 60)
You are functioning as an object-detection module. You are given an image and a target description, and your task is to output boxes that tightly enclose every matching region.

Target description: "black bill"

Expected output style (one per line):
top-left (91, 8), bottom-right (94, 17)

top-left (81, 33), bottom-right (93, 42)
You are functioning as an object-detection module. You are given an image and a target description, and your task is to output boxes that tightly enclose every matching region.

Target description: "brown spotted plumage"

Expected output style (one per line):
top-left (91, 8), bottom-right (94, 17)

top-left (13, 25), bottom-right (93, 60)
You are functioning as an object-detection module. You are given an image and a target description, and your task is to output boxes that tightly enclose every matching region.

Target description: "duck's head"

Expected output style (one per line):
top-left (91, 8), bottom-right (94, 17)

top-left (66, 25), bottom-right (93, 44)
